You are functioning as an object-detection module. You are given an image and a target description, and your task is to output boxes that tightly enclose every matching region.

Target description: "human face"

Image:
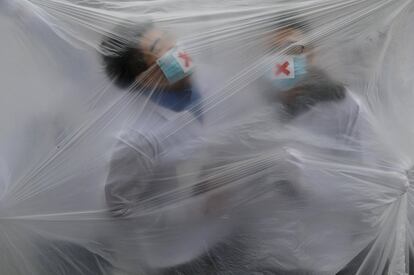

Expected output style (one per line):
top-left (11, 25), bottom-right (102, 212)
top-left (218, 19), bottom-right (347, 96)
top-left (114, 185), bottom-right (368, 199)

top-left (139, 28), bottom-right (176, 66)
top-left (138, 28), bottom-right (191, 90)
top-left (264, 27), bottom-right (313, 100)
top-left (269, 27), bottom-right (312, 60)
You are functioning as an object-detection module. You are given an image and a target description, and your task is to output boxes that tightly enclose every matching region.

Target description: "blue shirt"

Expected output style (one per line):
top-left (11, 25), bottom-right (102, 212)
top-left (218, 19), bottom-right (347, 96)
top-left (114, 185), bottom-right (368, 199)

top-left (149, 87), bottom-right (203, 122)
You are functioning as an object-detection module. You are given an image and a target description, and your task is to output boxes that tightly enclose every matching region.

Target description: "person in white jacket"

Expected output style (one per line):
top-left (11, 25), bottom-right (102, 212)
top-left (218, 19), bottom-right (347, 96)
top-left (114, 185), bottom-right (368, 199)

top-left (100, 21), bottom-right (231, 274)
top-left (158, 16), bottom-right (410, 275)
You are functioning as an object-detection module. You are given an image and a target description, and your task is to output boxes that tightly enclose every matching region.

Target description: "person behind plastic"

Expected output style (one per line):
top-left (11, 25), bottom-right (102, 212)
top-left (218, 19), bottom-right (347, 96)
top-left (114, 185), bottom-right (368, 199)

top-left (263, 16), bottom-right (349, 120)
top-left (160, 15), bottom-right (383, 275)
top-left (99, 20), bottom-right (231, 273)
top-left (100, 20), bottom-right (209, 217)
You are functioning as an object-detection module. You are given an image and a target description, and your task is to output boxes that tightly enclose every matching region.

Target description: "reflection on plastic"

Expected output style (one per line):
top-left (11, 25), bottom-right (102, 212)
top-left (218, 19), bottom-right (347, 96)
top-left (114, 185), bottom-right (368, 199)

top-left (0, 0), bottom-right (414, 274)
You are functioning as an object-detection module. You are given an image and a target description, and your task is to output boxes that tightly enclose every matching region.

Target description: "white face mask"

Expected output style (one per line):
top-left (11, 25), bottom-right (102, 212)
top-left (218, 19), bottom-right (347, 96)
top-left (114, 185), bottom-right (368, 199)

top-left (156, 47), bottom-right (194, 84)
top-left (264, 54), bottom-right (308, 91)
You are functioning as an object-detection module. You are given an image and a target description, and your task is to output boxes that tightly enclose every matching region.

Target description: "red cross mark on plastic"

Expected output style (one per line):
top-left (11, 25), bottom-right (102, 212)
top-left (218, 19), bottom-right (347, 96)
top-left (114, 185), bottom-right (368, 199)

top-left (275, 61), bottom-right (290, 76)
top-left (178, 52), bottom-right (192, 68)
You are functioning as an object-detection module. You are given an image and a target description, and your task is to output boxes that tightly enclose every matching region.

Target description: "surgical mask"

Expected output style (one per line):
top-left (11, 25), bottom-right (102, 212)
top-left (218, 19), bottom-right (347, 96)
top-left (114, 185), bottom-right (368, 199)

top-left (264, 54), bottom-right (308, 91)
top-left (156, 47), bottom-right (194, 84)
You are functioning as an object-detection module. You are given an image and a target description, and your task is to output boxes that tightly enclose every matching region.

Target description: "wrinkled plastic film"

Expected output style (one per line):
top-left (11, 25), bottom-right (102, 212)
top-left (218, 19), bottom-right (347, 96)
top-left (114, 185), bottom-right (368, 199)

top-left (1, 0), bottom-right (414, 274)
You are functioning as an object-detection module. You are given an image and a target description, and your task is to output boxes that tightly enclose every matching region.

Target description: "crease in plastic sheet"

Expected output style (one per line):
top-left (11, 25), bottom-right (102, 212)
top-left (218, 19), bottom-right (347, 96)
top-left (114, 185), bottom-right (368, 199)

top-left (0, 0), bottom-right (414, 274)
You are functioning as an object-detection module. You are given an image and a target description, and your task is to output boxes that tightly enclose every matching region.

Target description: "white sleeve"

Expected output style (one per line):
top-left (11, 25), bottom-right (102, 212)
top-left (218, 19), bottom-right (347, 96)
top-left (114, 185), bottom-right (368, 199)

top-left (105, 130), bottom-right (160, 217)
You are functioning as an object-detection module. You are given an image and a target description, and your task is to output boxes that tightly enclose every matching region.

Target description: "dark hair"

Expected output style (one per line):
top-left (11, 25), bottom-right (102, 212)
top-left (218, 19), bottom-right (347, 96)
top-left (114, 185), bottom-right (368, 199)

top-left (274, 12), bottom-right (311, 34)
top-left (282, 68), bottom-right (346, 118)
top-left (99, 21), bottom-right (153, 89)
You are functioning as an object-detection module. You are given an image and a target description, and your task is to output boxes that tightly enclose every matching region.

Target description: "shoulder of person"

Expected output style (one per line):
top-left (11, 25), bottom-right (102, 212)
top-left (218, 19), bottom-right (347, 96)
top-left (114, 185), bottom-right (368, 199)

top-left (113, 128), bottom-right (161, 159)
top-left (342, 89), bottom-right (365, 116)
top-left (125, 98), bottom-right (176, 128)
top-left (115, 107), bottom-right (165, 150)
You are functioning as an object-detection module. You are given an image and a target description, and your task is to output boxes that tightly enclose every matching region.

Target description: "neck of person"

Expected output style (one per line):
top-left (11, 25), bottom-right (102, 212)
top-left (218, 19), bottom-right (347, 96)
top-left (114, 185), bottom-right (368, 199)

top-left (167, 77), bottom-right (193, 93)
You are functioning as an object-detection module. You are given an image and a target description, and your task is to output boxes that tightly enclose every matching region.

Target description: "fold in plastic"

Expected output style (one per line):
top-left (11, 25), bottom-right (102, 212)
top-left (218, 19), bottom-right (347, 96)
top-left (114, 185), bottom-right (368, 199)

top-left (1, 0), bottom-right (414, 274)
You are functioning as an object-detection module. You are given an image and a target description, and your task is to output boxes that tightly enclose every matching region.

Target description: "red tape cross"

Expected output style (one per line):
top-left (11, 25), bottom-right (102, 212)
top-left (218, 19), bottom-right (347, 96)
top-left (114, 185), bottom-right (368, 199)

top-left (178, 52), bottom-right (192, 68)
top-left (275, 61), bottom-right (290, 76)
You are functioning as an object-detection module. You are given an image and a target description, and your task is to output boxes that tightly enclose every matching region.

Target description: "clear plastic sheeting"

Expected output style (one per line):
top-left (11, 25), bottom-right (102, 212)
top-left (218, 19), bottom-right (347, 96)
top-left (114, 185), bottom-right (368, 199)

top-left (0, 0), bottom-right (414, 274)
